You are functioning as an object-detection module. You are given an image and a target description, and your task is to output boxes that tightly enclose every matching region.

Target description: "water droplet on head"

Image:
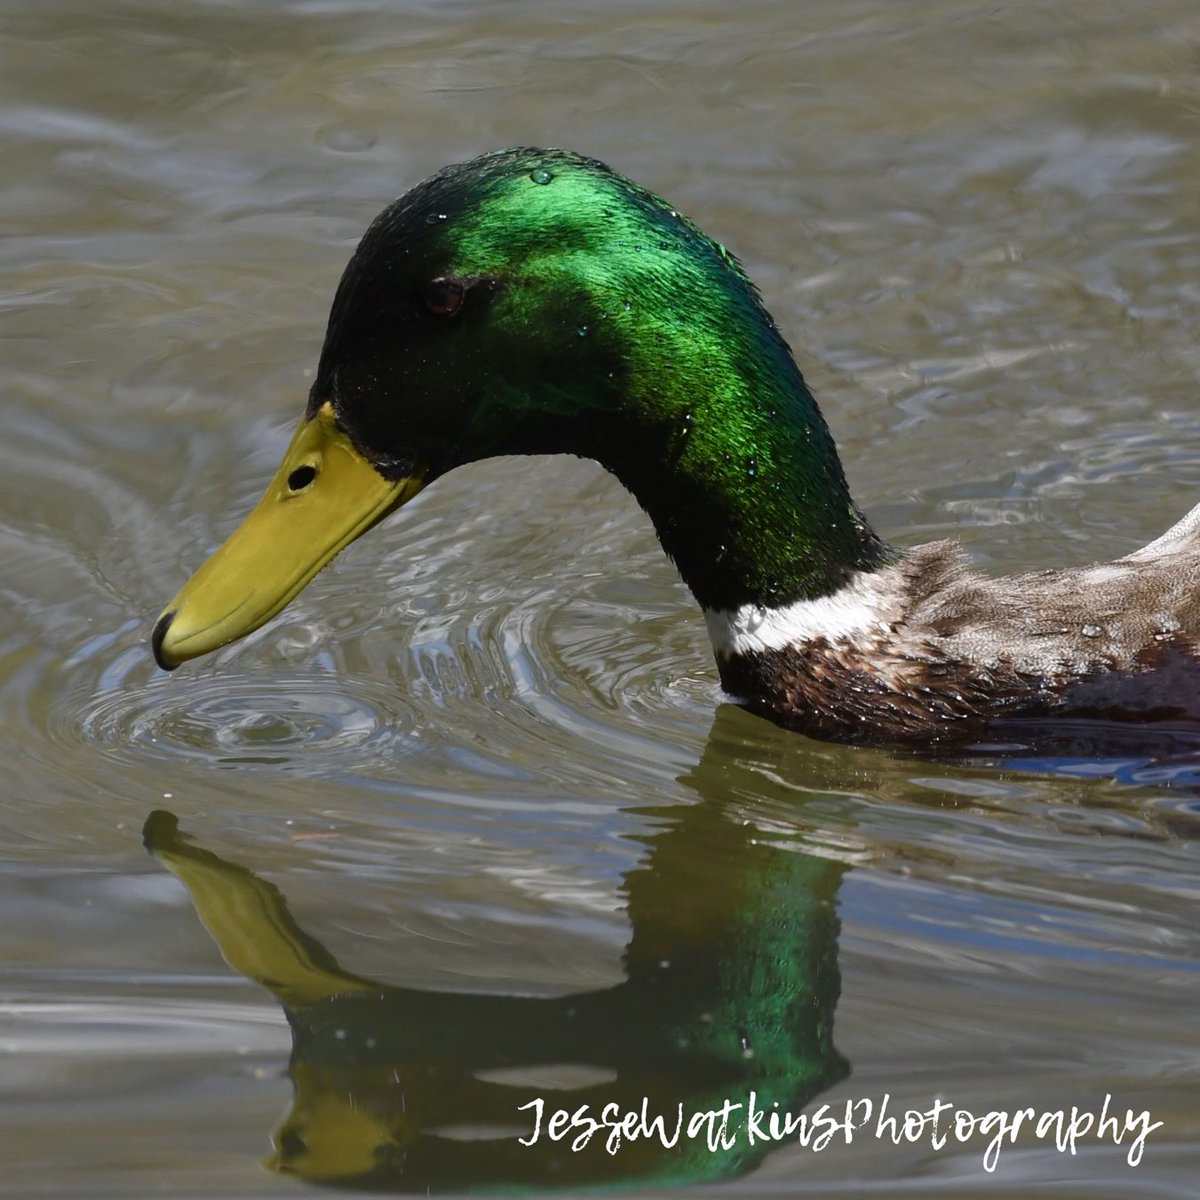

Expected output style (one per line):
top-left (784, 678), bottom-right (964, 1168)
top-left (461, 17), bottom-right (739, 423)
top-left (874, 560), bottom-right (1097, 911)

top-left (722, 451), bottom-right (731, 463)
top-left (530, 167), bottom-right (553, 185)
top-left (622, 300), bottom-right (632, 312)
top-left (744, 455), bottom-right (758, 478)
top-left (675, 410), bottom-right (693, 440)
top-left (1080, 623), bottom-right (1102, 638)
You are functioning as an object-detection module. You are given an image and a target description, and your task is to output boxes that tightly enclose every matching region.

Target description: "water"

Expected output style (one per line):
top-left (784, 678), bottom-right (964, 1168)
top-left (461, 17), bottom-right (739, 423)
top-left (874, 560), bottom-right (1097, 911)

top-left (2, 0), bottom-right (1199, 1195)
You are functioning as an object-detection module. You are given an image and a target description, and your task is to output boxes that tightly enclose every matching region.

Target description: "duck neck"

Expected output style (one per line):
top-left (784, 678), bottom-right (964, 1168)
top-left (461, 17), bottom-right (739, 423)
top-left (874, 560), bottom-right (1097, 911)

top-left (602, 327), bottom-right (891, 616)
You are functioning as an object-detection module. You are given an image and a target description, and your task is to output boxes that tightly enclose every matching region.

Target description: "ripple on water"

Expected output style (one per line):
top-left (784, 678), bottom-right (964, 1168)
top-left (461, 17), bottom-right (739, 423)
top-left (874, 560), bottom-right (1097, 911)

top-left (61, 645), bottom-right (422, 772)
top-left (365, 569), bottom-right (720, 791)
top-left (42, 557), bottom-right (717, 797)
top-left (10, 448), bottom-right (717, 813)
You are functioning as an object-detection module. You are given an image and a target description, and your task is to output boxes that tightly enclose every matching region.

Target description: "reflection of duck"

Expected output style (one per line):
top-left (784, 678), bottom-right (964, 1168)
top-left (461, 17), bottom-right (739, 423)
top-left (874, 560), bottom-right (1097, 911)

top-left (143, 749), bottom-right (846, 1191)
top-left (152, 147), bottom-right (1200, 743)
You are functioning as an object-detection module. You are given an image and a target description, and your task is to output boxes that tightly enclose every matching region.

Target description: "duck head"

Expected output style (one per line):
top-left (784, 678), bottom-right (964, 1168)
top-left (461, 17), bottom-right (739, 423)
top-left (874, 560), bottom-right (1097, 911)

top-left (153, 147), bottom-right (875, 670)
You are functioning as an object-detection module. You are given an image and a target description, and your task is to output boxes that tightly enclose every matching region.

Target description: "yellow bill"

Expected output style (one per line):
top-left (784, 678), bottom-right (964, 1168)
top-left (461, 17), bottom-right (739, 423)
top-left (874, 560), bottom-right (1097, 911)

top-left (152, 402), bottom-right (423, 670)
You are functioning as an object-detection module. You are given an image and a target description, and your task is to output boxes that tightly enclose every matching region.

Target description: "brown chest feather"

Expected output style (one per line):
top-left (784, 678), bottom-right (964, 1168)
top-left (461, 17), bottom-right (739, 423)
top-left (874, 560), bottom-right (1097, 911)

top-left (717, 634), bottom-right (1200, 744)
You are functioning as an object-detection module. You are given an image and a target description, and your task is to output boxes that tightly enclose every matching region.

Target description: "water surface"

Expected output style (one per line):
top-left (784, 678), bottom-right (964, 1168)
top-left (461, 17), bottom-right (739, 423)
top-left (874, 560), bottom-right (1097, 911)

top-left (2, 1), bottom-right (1198, 1196)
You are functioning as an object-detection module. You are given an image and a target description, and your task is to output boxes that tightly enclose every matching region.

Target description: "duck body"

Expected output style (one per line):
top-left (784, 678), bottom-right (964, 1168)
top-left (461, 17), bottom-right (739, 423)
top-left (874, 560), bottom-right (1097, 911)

top-left (152, 147), bottom-right (1200, 745)
top-left (709, 529), bottom-right (1200, 742)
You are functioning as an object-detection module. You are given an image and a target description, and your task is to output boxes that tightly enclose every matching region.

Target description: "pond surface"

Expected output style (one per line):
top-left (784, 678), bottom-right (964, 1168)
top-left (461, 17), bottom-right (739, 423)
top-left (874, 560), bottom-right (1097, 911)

top-left (2, 1), bottom-right (1199, 1196)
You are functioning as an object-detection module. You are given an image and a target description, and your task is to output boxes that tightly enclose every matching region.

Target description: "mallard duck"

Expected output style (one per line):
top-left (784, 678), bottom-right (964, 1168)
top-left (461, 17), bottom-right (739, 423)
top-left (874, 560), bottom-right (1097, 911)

top-left (152, 147), bottom-right (1200, 743)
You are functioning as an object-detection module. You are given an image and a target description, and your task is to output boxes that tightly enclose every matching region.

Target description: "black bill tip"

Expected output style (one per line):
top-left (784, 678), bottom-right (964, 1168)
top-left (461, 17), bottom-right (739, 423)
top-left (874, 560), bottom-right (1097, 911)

top-left (151, 610), bottom-right (178, 672)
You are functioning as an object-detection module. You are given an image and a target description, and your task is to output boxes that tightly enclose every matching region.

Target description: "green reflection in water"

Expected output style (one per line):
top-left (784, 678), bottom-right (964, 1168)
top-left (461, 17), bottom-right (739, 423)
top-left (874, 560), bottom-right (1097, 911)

top-left (143, 733), bottom-right (848, 1191)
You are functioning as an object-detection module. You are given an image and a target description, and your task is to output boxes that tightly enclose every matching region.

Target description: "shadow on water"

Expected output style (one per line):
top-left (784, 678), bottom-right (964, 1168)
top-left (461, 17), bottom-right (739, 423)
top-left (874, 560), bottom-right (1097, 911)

top-left (142, 718), bottom-right (849, 1192)
top-left (967, 718), bottom-right (1200, 793)
top-left (949, 717), bottom-right (1200, 841)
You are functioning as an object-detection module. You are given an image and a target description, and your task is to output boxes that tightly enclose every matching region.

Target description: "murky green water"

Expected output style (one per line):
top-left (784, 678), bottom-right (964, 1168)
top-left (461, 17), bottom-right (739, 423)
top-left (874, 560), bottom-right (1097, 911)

top-left (2, 1), bottom-right (1199, 1195)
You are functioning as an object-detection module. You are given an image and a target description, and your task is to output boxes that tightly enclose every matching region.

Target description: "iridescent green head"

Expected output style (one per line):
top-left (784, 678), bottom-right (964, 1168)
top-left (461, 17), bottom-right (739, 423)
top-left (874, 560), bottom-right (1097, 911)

top-left (153, 148), bottom-right (885, 670)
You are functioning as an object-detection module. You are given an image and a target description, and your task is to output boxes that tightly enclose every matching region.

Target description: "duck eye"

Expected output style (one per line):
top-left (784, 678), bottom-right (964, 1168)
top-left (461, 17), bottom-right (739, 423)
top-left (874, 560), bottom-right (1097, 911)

top-left (423, 278), bottom-right (465, 317)
top-left (287, 464), bottom-right (317, 491)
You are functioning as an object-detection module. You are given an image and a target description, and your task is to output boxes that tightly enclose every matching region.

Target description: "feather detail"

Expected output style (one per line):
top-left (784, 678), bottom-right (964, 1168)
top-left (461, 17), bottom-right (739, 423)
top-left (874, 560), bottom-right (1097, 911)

top-left (708, 517), bottom-right (1200, 743)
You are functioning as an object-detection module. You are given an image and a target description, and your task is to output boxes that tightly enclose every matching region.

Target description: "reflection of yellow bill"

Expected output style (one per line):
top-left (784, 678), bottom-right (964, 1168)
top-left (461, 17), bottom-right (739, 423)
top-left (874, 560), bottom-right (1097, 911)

top-left (153, 402), bottom-right (423, 669)
top-left (142, 810), bottom-right (397, 1178)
